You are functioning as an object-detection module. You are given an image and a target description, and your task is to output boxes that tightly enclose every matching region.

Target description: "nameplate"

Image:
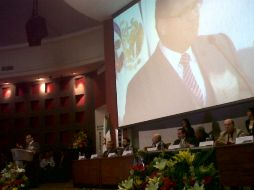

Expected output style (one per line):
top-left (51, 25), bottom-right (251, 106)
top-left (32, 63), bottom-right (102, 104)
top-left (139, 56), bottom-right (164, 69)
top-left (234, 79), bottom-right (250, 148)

top-left (122, 150), bottom-right (132, 156)
top-left (147, 147), bottom-right (157, 152)
top-left (236, 136), bottom-right (253, 144)
top-left (199, 141), bottom-right (214, 147)
top-left (168, 144), bottom-right (180, 150)
top-left (108, 153), bottom-right (117, 157)
top-left (90, 154), bottom-right (98, 159)
top-left (78, 155), bottom-right (85, 160)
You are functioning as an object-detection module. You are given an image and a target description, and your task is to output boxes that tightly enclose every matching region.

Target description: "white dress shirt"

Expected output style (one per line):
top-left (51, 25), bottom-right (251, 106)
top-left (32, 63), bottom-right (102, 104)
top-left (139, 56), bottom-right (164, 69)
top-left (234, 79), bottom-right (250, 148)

top-left (160, 42), bottom-right (207, 104)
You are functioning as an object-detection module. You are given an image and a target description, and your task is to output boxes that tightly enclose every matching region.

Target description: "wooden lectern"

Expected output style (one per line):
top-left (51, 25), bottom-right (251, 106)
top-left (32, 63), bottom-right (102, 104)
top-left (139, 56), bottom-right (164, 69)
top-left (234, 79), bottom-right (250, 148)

top-left (11, 148), bottom-right (34, 162)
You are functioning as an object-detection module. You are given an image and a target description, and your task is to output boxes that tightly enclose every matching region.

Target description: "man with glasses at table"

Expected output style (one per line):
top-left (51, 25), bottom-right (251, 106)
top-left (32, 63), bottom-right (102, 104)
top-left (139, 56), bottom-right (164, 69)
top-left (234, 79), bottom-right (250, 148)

top-left (123, 0), bottom-right (252, 124)
top-left (216, 119), bottom-right (246, 145)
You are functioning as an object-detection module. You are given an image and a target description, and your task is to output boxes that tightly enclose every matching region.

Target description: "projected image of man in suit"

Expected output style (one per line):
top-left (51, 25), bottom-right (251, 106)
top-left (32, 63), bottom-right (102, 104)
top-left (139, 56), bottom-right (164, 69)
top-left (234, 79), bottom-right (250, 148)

top-left (123, 0), bottom-right (253, 125)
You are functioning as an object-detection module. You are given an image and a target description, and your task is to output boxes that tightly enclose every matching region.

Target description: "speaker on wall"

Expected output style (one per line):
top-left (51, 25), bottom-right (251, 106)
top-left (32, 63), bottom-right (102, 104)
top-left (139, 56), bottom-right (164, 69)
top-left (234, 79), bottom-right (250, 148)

top-left (25, 15), bottom-right (48, 46)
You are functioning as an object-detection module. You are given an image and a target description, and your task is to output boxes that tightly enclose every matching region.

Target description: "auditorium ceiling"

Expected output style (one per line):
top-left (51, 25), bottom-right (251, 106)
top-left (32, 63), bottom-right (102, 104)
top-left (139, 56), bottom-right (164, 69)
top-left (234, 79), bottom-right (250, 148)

top-left (0, 0), bottom-right (133, 83)
top-left (0, 0), bottom-right (133, 47)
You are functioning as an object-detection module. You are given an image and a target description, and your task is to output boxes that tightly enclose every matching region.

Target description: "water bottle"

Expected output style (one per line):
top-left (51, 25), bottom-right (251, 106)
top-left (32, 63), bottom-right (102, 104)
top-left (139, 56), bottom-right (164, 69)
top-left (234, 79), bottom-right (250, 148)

top-left (180, 138), bottom-right (186, 148)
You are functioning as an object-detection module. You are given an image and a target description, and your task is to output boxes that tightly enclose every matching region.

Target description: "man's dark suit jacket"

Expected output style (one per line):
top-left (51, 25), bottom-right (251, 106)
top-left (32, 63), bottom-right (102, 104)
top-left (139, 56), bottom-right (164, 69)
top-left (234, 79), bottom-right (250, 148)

top-left (173, 137), bottom-right (196, 146)
top-left (26, 141), bottom-right (40, 154)
top-left (152, 140), bottom-right (165, 150)
top-left (103, 148), bottom-right (117, 158)
top-left (173, 139), bottom-right (181, 145)
top-left (123, 34), bottom-right (253, 125)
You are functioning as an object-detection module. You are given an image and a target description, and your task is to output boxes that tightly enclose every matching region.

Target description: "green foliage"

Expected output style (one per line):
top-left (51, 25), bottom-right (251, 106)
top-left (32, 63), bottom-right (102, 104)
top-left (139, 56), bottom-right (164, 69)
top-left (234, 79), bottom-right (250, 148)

top-left (0, 162), bottom-right (29, 190)
top-left (118, 149), bottom-right (219, 190)
top-left (72, 130), bottom-right (88, 149)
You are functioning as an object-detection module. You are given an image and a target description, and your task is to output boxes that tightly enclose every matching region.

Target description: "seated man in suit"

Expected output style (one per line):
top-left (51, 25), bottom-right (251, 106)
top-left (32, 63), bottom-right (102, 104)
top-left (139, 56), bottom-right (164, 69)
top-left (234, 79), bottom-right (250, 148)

top-left (123, 0), bottom-right (253, 125)
top-left (173, 128), bottom-right (185, 145)
top-left (123, 137), bottom-right (132, 151)
top-left (103, 141), bottom-right (117, 158)
top-left (120, 137), bottom-right (133, 156)
top-left (151, 134), bottom-right (165, 150)
top-left (216, 119), bottom-right (246, 145)
top-left (173, 128), bottom-right (195, 148)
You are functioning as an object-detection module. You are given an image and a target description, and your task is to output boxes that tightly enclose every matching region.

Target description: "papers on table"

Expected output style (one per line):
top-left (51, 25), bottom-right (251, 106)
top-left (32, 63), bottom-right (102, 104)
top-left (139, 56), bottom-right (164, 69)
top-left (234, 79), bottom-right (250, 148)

top-left (236, 136), bottom-right (253, 144)
top-left (147, 147), bottom-right (157, 152)
top-left (108, 153), bottom-right (117, 157)
top-left (78, 155), bottom-right (86, 160)
top-left (168, 144), bottom-right (180, 150)
top-left (90, 154), bottom-right (98, 159)
top-left (122, 150), bottom-right (132, 156)
top-left (199, 141), bottom-right (214, 147)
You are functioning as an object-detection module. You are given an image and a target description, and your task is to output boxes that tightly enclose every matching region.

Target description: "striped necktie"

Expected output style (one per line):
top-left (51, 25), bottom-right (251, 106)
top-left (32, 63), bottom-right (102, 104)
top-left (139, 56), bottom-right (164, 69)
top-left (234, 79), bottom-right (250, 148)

top-left (180, 53), bottom-right (204, 106)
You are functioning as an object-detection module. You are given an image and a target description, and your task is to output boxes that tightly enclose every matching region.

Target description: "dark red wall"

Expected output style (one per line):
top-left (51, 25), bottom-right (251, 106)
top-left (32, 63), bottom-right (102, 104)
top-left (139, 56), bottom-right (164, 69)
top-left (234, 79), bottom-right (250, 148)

top-left (94, 72), bottom-right (106, 109)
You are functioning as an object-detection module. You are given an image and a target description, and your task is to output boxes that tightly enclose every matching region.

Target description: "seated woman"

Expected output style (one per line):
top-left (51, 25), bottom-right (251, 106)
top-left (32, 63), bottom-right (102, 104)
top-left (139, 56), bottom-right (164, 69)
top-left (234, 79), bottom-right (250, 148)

top-left (195, 126), bottom-right (210, 146)
top-left (181, 119), bottom-right (196, 141)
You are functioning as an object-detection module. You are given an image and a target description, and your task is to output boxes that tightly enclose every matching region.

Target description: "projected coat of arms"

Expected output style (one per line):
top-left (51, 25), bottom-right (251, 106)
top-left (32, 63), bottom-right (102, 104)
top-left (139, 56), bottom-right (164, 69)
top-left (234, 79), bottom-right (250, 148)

top-left (114, 18), bottom-right (144, 73)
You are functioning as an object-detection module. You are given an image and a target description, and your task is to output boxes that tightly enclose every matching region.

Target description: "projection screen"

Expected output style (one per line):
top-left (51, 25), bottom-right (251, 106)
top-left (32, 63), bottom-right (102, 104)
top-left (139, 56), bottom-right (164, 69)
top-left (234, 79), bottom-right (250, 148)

top-left (113, 0), bottom-right (254, 127)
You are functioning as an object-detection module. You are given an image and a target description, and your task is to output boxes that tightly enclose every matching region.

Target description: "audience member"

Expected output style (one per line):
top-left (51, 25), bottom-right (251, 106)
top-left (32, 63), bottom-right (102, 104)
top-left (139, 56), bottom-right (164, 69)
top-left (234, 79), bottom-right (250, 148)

top-left (103, 141), bottom-right (117, 158)
top-left (151, 133), bottom-right (165, 150)
top-left (57, 151), bottom-right (66, 168)
top-left (40, 151), bottom-right (55, 169)
top-left (39, 151), bottom-right (55, 182)
top-left (195, 126), bottom-right (210, 146)
top-left (245, 107), bottom-right (254, 135)
top-left (216, 119), bottom-right (246, 145)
